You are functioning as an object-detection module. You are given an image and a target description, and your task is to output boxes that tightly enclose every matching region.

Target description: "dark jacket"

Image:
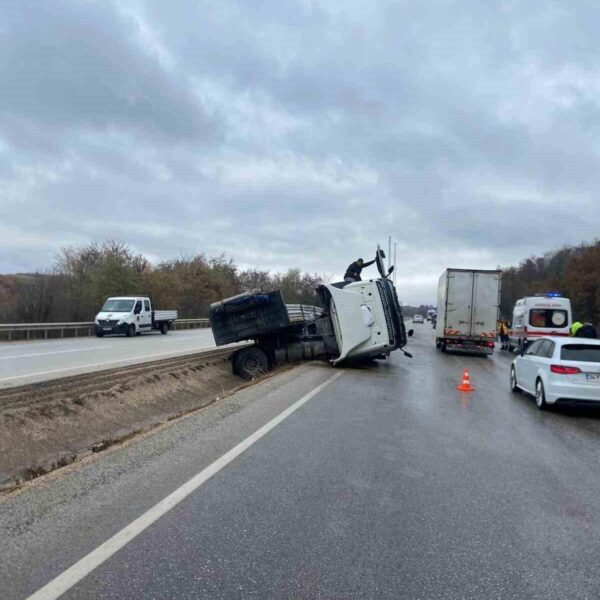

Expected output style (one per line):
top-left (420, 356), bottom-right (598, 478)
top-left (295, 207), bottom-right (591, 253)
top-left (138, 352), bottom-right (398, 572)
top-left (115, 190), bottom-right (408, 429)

top-left (575, 323), bottom-right (598, 338)
top-left (344, 259), bottom-right (376, 281)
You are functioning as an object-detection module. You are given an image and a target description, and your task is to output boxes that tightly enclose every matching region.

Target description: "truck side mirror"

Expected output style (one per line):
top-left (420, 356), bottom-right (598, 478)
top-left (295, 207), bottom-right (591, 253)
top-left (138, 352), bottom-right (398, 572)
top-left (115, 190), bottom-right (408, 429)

top-left (387, 266), bottom-right (394, 277)
top-left (408, 329), bottom-right (414, 337)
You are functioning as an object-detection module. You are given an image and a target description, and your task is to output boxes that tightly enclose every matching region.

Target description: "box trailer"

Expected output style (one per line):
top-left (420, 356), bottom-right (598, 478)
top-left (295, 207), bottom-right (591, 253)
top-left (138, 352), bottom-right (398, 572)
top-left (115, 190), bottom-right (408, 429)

top-left (435, 269), bottom-right (501, 355)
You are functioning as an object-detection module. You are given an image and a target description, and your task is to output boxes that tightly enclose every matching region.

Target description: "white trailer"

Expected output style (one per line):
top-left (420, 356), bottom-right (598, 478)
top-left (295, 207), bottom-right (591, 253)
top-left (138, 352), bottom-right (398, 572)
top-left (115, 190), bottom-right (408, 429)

top-left (435, 269), bottom-right (501, 355)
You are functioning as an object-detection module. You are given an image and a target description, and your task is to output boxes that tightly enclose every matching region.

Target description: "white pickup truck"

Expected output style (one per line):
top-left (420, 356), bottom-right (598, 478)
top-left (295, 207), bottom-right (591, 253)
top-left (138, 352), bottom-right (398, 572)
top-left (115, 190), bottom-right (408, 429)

top-left (94, 296), bottom-right (177, 337)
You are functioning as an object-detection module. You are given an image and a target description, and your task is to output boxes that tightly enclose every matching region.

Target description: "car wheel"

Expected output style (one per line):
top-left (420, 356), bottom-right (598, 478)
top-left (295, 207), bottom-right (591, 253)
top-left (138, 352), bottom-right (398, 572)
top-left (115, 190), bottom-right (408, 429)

top-left (233, 347), bottom-right (269, 380)
top-left (95, 331), bottom-right (104, 338)
top-left (535, 379), bottom-right (548, 410)
top-left (126, 324), bottom-right (135, 338)
top-left (510, 366), bottom-right (521, 393)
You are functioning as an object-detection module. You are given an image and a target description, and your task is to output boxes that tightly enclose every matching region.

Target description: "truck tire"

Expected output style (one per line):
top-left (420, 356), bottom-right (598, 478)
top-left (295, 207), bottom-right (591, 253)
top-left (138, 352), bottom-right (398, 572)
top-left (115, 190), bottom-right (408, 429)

top-left (126, 324), bottom-right (135, 338)
top-left (233, 347), bottom-right (269, 380)
top-left (160, 322), bottom-right (169, 335)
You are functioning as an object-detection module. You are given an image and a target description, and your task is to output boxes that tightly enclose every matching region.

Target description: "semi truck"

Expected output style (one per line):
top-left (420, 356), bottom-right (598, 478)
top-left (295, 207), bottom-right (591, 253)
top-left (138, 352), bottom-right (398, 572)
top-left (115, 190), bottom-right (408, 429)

top-left (94, 296), bottom-right (177, 337)
top-left (209, 248), bottom-right (413, 379)
top-left (435, 268), bottom-right (502, 355)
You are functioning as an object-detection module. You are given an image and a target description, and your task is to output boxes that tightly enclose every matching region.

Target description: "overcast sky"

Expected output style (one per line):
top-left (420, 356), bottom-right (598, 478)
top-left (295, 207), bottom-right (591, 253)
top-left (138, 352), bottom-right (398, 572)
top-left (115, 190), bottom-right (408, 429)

top-left (1, 1), bottom-right (599, 304)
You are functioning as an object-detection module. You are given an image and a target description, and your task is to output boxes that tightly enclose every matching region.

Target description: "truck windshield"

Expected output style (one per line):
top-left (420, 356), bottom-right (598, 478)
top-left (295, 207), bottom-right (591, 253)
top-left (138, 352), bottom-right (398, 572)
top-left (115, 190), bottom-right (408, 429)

top-left (102, 299), bottom-right (135, 312)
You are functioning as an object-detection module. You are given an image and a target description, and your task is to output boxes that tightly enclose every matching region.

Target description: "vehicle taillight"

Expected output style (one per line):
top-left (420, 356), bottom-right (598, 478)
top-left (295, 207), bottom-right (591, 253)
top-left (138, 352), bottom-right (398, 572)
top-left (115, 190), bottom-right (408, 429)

top-left (487, 342), bottom-right (494, 347)
top-left (550, 365), bottom-right (581, 375)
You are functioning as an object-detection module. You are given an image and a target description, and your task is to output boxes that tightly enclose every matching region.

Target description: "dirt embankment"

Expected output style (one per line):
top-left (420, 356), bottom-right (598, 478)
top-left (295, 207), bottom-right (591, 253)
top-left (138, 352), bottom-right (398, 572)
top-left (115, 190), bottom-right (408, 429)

top-left (0, 352), bottom-right (246, 492)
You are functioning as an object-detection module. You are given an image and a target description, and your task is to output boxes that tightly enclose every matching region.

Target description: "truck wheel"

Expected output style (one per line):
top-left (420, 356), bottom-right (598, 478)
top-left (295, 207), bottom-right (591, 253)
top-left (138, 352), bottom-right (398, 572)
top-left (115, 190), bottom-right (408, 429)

top-left (233, 347), bottom-right (269, 380)
top-left (126, 324), bottom-right (135, 338)
top-left (160, 322), bottom-right (169, 335)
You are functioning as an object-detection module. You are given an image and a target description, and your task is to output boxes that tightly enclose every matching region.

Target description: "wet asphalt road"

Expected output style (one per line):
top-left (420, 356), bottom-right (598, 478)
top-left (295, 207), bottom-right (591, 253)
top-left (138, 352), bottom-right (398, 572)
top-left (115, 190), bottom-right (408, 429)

top-left (5, 323), bottom-right (600, 599)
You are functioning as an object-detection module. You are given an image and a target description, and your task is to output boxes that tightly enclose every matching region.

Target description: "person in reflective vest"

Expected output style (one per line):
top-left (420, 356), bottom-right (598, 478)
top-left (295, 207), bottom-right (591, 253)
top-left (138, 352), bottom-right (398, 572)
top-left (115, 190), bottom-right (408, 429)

top-left (498, 320), bottom-right (510, 350)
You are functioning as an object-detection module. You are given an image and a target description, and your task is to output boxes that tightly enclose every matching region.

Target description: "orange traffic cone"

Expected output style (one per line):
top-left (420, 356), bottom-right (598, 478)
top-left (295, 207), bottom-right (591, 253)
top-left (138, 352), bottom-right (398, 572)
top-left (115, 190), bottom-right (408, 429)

top-left (457, 369), bottom-right (474, 392)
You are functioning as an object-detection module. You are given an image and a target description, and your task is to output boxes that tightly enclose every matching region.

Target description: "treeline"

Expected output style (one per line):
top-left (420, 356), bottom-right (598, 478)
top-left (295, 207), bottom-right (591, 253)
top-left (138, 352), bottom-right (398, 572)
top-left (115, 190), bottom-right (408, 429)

top-left (501, 240), bottom-right (600, 324)
top-left (0, 241), bottom-right (323, 323)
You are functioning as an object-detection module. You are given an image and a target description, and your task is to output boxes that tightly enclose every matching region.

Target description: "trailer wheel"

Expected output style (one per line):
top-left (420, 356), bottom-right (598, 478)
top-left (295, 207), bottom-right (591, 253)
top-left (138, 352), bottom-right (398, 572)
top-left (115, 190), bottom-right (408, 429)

top-left (126, 324), bottom-right (135, 338)
top-left (160, 322), bottom-right (169, 335)
top-left (233, 347), bottom-right (269, 380)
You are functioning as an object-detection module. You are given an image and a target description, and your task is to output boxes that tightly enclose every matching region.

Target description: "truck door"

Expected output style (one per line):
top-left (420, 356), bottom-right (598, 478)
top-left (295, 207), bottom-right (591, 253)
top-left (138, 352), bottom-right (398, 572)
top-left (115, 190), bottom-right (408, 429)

top-left (472, 272), bottom-right (501, 338)
top-left (139, 299), bottom-right (152, 331)
top-left (446, 271), bottom-right (474, 336)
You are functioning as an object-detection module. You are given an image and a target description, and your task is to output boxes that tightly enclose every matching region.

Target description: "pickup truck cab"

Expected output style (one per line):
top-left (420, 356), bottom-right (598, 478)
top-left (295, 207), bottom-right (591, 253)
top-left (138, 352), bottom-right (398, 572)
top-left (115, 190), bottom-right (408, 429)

top-left (95, 296), bottom-right (177, 337)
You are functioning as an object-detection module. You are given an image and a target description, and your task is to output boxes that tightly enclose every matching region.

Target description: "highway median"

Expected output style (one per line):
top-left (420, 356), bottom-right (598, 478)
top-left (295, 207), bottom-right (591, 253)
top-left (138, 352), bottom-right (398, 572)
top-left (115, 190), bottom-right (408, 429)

top-left (0, 345), bottom-right (263, 493)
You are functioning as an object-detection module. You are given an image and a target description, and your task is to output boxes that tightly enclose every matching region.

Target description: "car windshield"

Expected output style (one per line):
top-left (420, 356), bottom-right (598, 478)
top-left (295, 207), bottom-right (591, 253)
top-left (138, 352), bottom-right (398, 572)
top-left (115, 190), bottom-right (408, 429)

top-left (529, 309), bottom-right (567, 328)
top-left (561, 344), bottom-right (600, 363)
top-left (101, 299), bottom-right (134, 312)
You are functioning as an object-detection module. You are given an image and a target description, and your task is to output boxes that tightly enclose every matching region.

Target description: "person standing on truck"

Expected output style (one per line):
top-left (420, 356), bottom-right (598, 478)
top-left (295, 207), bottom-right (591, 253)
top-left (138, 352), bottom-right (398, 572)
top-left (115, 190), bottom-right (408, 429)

top-left (344, 257), bottom-right (376, 283)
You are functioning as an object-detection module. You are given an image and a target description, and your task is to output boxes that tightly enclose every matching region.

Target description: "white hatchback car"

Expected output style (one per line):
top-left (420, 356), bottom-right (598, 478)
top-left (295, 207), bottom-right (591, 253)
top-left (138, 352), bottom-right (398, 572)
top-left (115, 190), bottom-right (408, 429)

top-left (510, 337), bottom-right (600, 409)
top-left (413, 314), bottom-right (424, 324)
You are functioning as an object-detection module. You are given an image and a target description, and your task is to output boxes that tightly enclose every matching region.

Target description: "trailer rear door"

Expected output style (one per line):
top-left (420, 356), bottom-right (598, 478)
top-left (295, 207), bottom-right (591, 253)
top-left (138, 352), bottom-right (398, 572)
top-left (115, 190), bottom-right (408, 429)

top-left (471, 272), bottom-right (501, 337)
top-left (446, 270), bottom-right (474, 336)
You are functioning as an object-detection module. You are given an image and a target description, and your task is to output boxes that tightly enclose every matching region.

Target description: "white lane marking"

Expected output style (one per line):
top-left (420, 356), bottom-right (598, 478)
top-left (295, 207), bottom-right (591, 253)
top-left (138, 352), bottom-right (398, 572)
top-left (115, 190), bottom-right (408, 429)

top-left (0, 347), bottom-right (110, 361)
top-left (25, 370), bottom-right (344, 600)
top-left (0, 345), bottom-right (218, 383)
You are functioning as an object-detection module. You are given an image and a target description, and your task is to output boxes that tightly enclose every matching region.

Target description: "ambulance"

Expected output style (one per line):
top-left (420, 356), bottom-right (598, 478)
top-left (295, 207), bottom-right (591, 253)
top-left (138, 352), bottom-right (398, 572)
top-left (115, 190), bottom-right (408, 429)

top-left (509, 293), bottom-right (572, 351)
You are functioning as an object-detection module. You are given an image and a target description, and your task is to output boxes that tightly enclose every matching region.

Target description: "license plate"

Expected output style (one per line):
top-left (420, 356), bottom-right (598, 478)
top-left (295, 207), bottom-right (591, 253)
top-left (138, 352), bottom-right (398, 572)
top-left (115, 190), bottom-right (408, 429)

top-left (585, 373), bottom-right (600, 381)
top-left (103, 327), bottom-right (112, 331)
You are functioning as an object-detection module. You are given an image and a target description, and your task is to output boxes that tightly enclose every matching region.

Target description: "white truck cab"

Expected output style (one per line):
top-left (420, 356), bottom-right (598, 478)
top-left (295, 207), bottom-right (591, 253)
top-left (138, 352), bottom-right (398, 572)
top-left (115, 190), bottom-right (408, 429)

top-left (509, 293), bottom-right (571, 350)
top-left (324, 275), bottom-right (406, 365)
top-left (95, 296), bottom-right (177, 337)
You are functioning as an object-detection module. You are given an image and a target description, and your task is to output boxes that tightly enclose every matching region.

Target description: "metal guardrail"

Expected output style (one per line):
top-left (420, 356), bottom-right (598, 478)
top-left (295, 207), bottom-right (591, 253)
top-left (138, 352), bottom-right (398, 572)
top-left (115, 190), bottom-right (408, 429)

top-left (0, 318), bottom-right (210, 341)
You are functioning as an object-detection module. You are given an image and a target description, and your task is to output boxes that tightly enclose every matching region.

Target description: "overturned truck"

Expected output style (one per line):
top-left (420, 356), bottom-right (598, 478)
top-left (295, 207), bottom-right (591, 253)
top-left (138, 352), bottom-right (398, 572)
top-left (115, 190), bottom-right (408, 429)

top-left (209, 249), bottom-right (412, 379)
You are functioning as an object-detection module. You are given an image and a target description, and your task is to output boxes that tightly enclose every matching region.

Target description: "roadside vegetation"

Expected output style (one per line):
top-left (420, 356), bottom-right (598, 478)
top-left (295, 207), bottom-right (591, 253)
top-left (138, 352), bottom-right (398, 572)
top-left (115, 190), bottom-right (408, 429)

top-left (2, 239), bottom-right (600, 326)
top-left (500, 241), bottom-right (600, 325)
top-left (0, 240), bottom-right (323, 323)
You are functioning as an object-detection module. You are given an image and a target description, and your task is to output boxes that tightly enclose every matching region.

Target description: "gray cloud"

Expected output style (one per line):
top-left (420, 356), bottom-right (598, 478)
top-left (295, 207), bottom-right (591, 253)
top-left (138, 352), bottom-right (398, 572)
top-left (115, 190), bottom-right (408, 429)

top-left (2, 0), bottom-right (600, 304)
